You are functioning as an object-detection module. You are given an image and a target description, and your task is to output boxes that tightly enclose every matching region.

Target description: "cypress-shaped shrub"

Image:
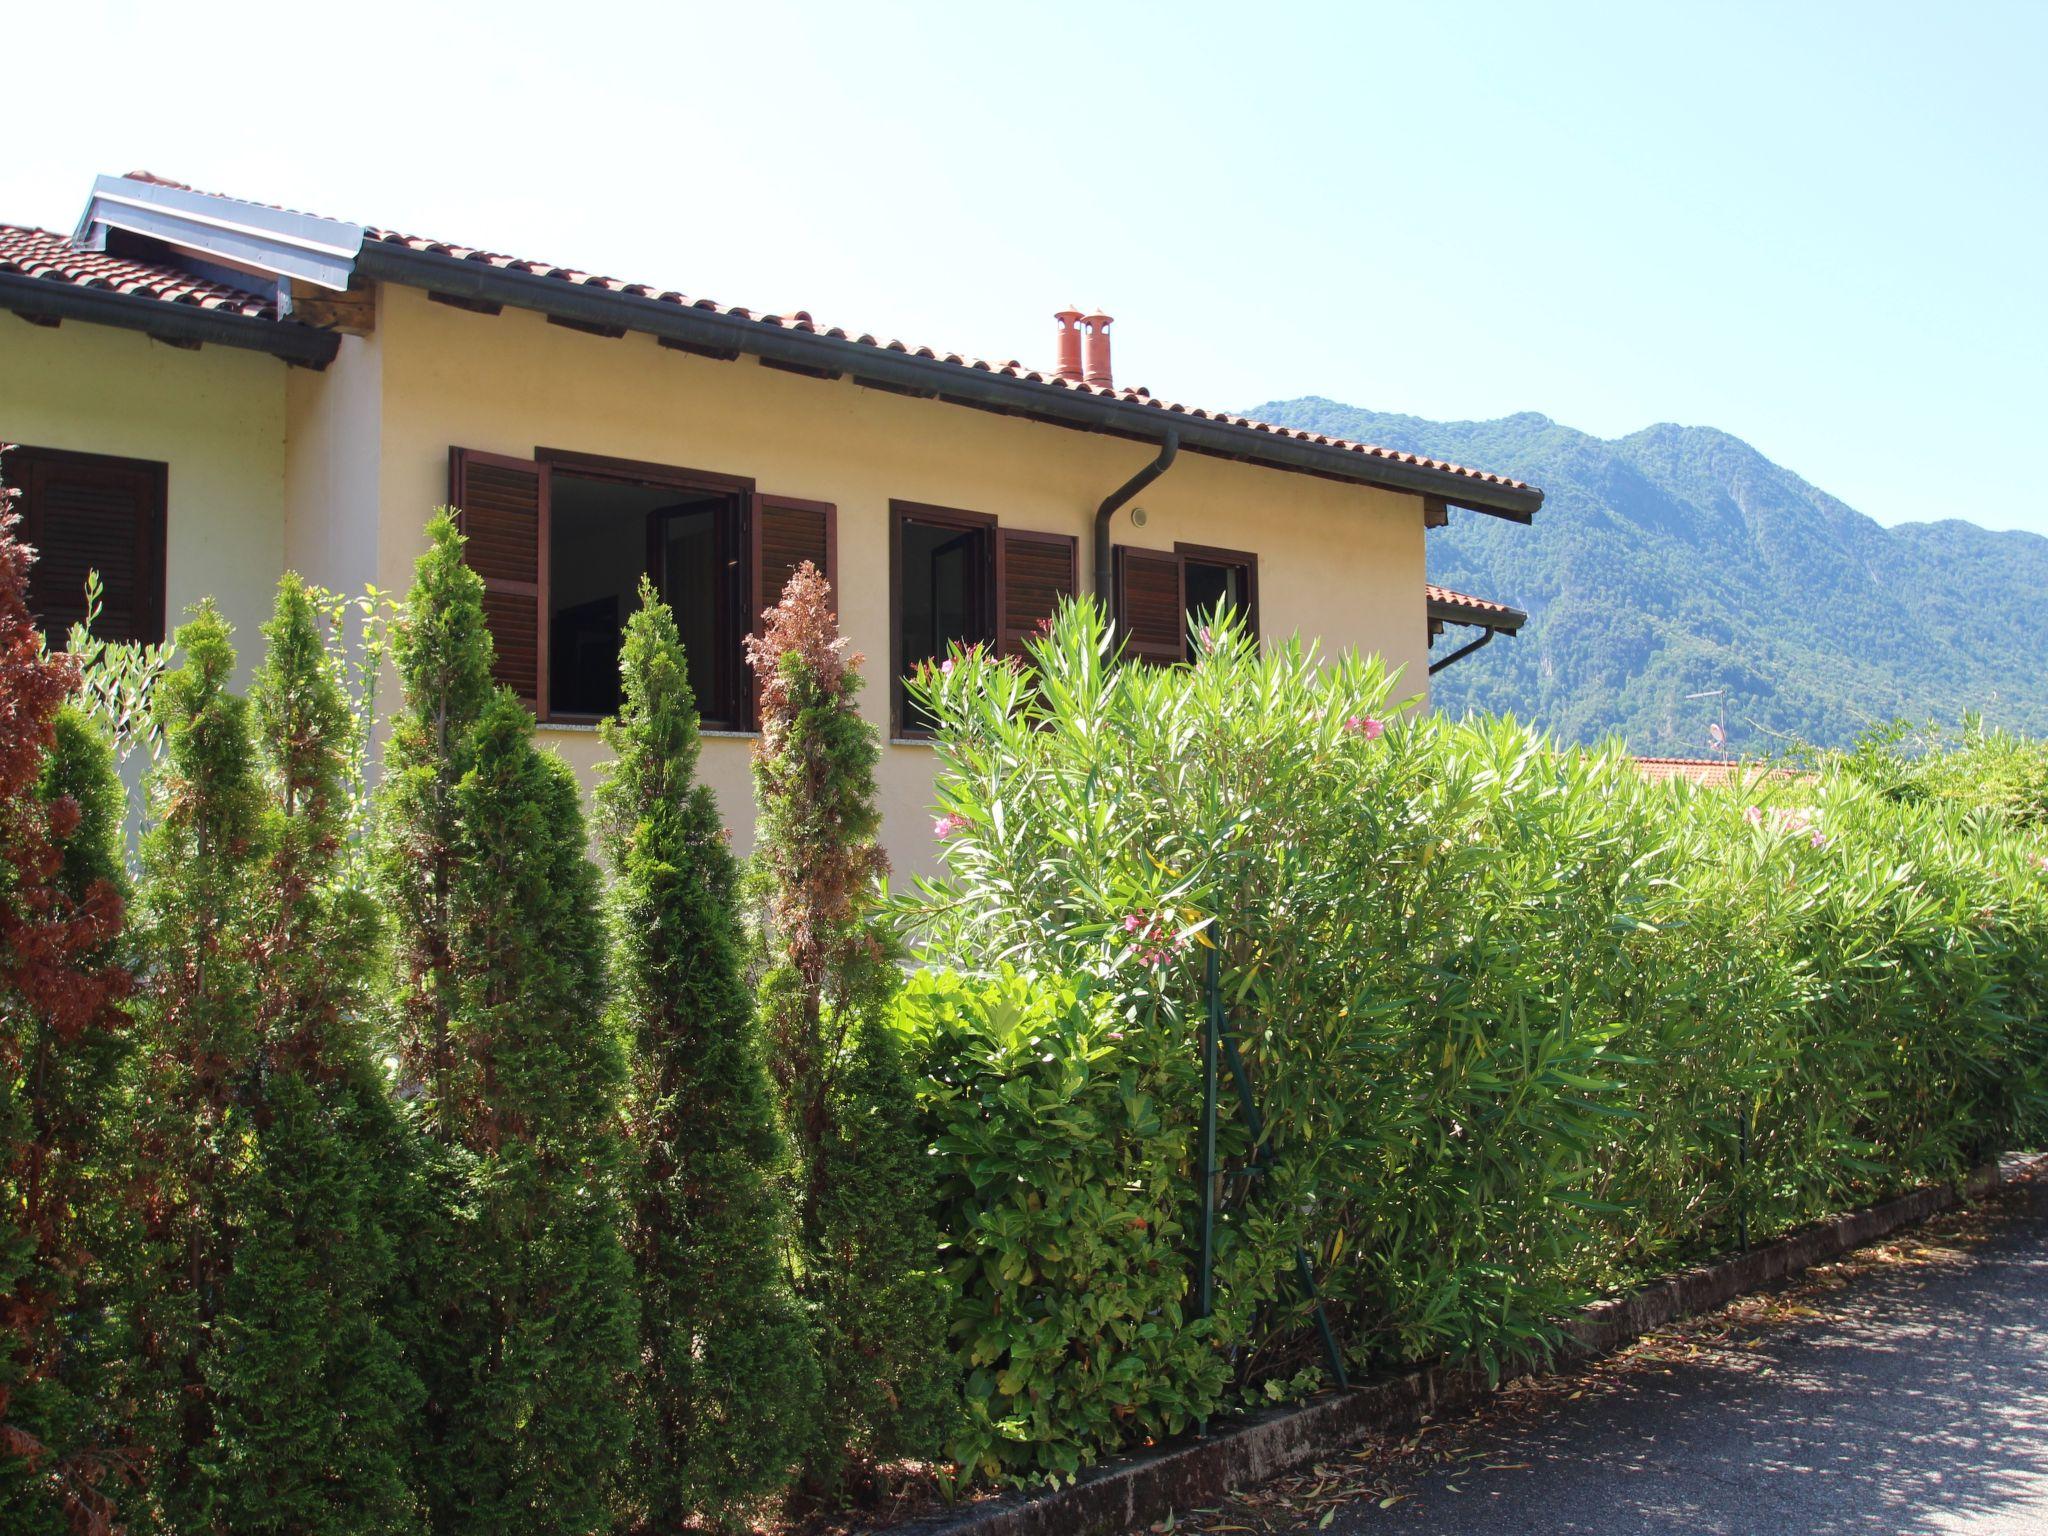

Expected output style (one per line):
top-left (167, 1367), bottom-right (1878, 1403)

top-left (126, 603), bottom-right (268, 1534)
top-left (201, 574), bottom-right (421, 1536)
top-left (379, 515), bottom-right (635, 1536)
top-left (597, 582), bottom-right (818, 1526)
top-left (0, 502), bottom-right (133, 1536)
top-left (744, 563), bottom-right (952, 1488)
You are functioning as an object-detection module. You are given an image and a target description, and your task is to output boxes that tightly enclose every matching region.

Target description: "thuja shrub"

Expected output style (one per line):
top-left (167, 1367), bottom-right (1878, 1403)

top-left (126, 603), bottom-right (269, 1534)
top-left (377, 515), bottom-right (635, 1536)
top-left (597, 582), bottom-right (818, 1526)
top-left (744, 563), bottom-right (953, 1488)
top-left (890, 968), bottom-right (1232, 1484)
top-left (904, 599), bottom-right (2048, 1443)
top-left (0, 500), bottom-right (132, 1536)
top-left (203, 575), bottom-right (421, 1536)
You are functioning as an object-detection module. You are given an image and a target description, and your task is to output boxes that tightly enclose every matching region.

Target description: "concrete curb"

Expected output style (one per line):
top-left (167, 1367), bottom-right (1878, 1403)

top-left (896, 1155), bottom-right (2042, 1536)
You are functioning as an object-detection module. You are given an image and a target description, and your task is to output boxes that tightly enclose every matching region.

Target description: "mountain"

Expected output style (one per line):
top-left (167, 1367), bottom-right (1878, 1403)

top-left (1250, 399), bottom-right (2048, 754)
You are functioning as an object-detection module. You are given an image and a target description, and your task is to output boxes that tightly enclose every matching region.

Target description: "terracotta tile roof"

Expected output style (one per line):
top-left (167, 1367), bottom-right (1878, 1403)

top-left (1633, 756), bottom-right (1744, 787)
top-left (26, 171), bottom-right (1538, 502)
top-left (0, 224), bottom-right (281, 320)
top-left (1631, 756), bottom-right (1810, 789)
top-left (360, 220), bottom-right (1532, 495)
top-left (1425, 583), bottom-right (1527, 631)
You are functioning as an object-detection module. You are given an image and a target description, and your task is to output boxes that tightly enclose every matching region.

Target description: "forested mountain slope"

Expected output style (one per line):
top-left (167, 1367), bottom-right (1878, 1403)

top-left (1253, 398), bottom-right (2048, 751)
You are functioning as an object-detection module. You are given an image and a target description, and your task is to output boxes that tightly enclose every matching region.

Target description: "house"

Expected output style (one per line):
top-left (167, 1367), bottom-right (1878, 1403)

top-left (1, 172), bottom-right (1539, 874)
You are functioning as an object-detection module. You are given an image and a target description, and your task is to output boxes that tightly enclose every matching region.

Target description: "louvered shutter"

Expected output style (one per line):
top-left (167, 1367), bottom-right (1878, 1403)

top-left (15, 448), bottom-right (165, 644)
top-left (996, 529), bottom-right (1078, 659)
top-left (448, 448), bottom-right (549, 712)
top-left (1113, 545), bottom-right (1186, 666)
top-left (752, 493), bottom-right (835, 624)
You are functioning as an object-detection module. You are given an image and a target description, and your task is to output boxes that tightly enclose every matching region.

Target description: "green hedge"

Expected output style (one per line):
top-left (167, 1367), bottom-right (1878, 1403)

top-left (899, 603), bottom-right (2048, 1482)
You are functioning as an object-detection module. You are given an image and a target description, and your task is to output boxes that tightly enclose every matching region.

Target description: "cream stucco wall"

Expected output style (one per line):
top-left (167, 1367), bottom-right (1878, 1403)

top-left (363, 285), bottom-right (1431, 878)
top-left (5, 291), bottom-right (1434, 881)
top-left (0, 312), bottom-right (287, 680)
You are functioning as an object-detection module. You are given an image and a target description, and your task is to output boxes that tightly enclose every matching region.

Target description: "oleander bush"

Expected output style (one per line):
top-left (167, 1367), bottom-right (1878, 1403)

top-left (899, 599), bottom-right (2048, 1481)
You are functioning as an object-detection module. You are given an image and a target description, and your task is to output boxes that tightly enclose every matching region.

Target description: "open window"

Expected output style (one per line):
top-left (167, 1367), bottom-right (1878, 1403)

top-left (448, 447), bottom-right (830, 726)
top-left (889, 504), bottom-right (1079, 736)
top-left (891, 502), bottom-right (994, 736)
top-left (1113, 541), bottom-right (1258, 663)
top-left (5, 444), bottom-right (167, 645)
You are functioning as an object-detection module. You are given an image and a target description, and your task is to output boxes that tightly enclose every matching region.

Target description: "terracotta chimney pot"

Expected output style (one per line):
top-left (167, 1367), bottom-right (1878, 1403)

top-left (1053, 307), bottom-right (1085, 382)
top-left (1082, 312), bottom-right (1114, 389)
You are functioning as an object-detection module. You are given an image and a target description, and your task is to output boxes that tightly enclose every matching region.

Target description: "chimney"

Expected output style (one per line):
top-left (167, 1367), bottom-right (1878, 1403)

top-left (1082, 311), bottom-right (1114, 389)
top-left (1053, 307), bottom-right (1085, 382)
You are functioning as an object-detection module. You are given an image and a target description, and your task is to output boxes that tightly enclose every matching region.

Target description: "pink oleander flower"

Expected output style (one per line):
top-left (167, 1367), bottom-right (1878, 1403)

top-left (1343, 715), bottom-right (1386, 740)
top-left (1810, 829), bottom-right (1829, 850)
top-left (932, 813), bottom-right (971, 840)
top-left (1744, 806), bottom-right (1765, 827)
top-left (940, 657), bottom-right (955, 678)
top-left (1123, 913), bottom-right (1146, 933)
top-left (2034, 853), bottom-right (2048, 874)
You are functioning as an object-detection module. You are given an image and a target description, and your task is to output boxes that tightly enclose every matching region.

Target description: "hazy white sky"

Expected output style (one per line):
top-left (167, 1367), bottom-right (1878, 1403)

top-left (6, 0), bottom-right (2044, 534)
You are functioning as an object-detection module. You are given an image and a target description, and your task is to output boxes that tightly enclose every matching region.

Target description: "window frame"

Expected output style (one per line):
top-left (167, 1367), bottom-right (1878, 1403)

top-left (535, 448), bottom-right (757, 728)
top-left (5, 443), bottom-right (168, 646)
top-left (889, 499), bottom-right (998, 738)
top-left (1174, 540), bottom-right (1260, 655)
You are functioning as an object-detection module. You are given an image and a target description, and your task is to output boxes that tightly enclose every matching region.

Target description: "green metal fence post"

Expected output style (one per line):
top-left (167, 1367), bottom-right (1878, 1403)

top-left (1197, 948), bottom-right (1220, 1322)
top-left (1737, 1098), bottom-right (1752, 1253)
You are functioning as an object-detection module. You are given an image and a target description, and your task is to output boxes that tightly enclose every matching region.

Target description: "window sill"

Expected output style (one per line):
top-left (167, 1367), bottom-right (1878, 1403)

top-left (889, 736), bottom-right (938, 749)
top-left (535, 719), bottom-right (762, 740)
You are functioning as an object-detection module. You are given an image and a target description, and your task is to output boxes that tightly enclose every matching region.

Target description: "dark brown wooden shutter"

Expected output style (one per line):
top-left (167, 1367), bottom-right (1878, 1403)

top-left (996, 529), bottom-right (1078, 659)
top-left (448, 448), bottom-right (549, 712)
top-left (752, 493), bottom-right (836, 625)
top-left (14, 448), bottom-right (166, 644)
top-left (1113, 545), bottom-right (1185, 666)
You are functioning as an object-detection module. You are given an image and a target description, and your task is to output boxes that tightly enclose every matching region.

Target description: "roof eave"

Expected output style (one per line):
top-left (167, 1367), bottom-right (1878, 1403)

top-left (1426, 595), bottom-right (1528, 633)
top-left (0, 270), bottom-right (340, 368)
top-left (354, 241), bottom-right (1544, 521)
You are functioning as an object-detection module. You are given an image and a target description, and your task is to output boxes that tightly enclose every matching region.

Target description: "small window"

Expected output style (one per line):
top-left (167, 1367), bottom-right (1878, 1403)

top-left (1177, 543), bottom-right (1258, 654)
top-left (1112, 542), bottom-right (1259, 664)
top-left (5, 445), bottom-right (167, 644)
top-left (891, 502), bottom-right (995, 735)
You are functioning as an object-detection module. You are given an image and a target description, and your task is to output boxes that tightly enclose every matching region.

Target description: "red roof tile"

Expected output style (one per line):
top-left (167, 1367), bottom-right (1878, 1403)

top-left (1426, 584), bottom-right (1519, 618)
top-left (1631, 756), bottom-right (1807, 788)
top-left (0, 224), bottom-right (281, 320)
top-left (1426, 583), bottom-right (1527, 631)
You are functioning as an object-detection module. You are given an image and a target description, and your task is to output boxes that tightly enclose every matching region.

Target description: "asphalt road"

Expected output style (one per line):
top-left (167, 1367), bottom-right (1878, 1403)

top-left (1305, 1197), bottom-right (2048, 1535)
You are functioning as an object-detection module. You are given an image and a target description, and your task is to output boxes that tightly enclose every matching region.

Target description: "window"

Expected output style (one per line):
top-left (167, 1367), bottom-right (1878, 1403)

top-left (448, 447), bottom-right (831, 727)
top-left (888, 503), bottom-right (1080, 736)
top-left (1113, 541), bottom-right (1258, 663)
top-left (891, 502), bottom-right (994, 735)
top-left (4, 445), bottom-right (167, 644)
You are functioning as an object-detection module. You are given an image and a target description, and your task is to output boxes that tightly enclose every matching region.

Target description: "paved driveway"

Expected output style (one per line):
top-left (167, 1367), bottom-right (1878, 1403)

top-left (1290, 1194), bottom-right (2048, 1535)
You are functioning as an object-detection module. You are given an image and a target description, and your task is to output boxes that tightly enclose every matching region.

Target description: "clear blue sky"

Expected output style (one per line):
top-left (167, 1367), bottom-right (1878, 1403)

top-left (7, 1), bottom-right (2044, 534)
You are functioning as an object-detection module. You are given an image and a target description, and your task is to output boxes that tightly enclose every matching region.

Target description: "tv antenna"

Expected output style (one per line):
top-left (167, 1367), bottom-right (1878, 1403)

top-left (1686, 689), bottom-right (1730, 757)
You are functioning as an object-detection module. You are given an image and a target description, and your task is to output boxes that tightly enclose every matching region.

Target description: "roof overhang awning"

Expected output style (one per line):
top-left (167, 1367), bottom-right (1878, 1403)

top-left (1426, 584), bottom-right (1527, 675)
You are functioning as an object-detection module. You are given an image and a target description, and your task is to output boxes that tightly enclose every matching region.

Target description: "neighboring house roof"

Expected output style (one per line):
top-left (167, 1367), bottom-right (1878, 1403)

top-left (0, 223), bottom-right (340, 367)
top-left (13, 171), bottom-right (1543, 519)
top-left (1426, 584), bottom-right (1527, 633)
top-left (1631, 756), bottom-right (1808, 788)
top-left (1634, 756), bottom-right (1742, 786)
